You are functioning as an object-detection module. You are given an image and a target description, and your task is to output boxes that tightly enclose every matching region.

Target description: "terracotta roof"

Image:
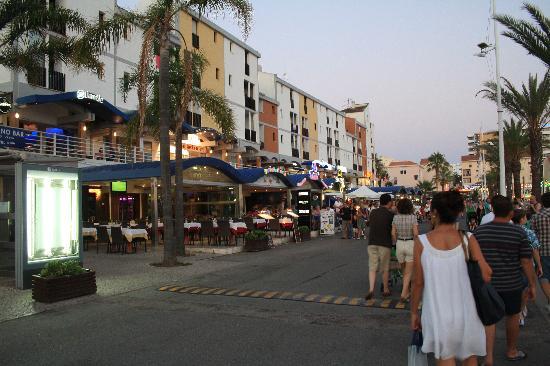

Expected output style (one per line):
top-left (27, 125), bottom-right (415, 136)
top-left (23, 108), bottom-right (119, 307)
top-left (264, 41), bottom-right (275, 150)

top-left (388, 160), bottom-right (417, 167)
top-left (419, 158), bottom-right (429, 166)
top-left (461, 154), bottom-right (479, 162)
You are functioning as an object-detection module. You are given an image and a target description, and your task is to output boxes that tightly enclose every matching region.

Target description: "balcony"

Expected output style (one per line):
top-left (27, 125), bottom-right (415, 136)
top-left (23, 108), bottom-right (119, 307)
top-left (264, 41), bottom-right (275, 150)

top-left (245, 63), bottom-right (250, 76)
top-left (327, 137), bottom-right (333, 145)
top-left (245, 128), bottom-right (256, 142)
top-left (245, 96), bottom-right (256, 111)
top-left (192, 33), bottom-right (199, 48)
top-left (335, 140), bottom-right (339, 147)
top-left (303, 151), bottom-right (310, 160)
top-left (302, 128), bottom-right (309, 137)
top-left (28, 67), bottom-right (46, 88)
top-left (48, 70), bottom-right (65, 92)
top-left (292, 148), bottom-right (299, 158)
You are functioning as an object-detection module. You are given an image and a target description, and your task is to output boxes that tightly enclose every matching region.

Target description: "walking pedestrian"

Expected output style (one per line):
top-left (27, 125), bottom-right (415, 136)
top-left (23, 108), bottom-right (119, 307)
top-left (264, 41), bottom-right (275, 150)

top-left (530, 192), bottom-right (550, 313)
top-left (511, 209), bottom-right (543, 326)
top-left (391, 198), bottom-right (418, 303)
top-left (341, 201), bottom-right (352, 239)
top-left (473, 195), bottom-right (536, 364)
top-left (411, 191), bottom-right (491, 365)
top-left (366, 193), bottom-right (394, 300)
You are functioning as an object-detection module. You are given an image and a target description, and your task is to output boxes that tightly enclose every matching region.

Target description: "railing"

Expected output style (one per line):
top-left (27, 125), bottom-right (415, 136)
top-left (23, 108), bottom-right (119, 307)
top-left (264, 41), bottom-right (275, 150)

top-left (48, 70), bottom-right (65, 92)
top-left (302, 128), bottom-right (309, 137)
top-left (245, 96), bottom-right (256, 111)
top-left (192, 33), bottom-right (200, 48)
top-left (0, 126), bottom-right (154, 164)
top-left (28, 67), bottom-right (47, 88)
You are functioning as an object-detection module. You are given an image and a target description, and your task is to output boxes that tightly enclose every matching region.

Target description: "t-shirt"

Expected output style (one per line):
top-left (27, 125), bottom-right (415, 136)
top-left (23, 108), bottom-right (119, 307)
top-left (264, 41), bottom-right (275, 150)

top-left (480, 212), bottom-right (495, 225)
top-left (473, 222), bottom-right (533, 292)
top-left (342, 206), bottom-right (352, 220)
top-left (368, 207), bottom-right (394, 247)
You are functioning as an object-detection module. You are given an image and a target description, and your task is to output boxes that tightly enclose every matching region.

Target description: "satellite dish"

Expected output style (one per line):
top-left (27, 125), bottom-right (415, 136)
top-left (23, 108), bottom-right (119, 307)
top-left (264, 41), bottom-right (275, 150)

top-left (0, 96), bottom-right (11, 114)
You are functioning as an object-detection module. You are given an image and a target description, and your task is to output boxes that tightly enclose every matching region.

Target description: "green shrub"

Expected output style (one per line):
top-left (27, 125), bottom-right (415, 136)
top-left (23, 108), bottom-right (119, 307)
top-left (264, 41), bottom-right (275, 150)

top-left (245, 230), bottom-right (269, 241)
top-left (298, 226), bottom-right (310, 234)
top-left (39, 260), bottom-right (86, 278)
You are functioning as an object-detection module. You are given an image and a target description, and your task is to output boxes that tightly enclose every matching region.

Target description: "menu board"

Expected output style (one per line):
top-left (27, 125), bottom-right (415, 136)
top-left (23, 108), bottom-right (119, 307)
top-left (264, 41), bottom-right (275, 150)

top-left (320, 209), bottom-right (335, 235)
top-left (296, 190), bottom-right (311, 228)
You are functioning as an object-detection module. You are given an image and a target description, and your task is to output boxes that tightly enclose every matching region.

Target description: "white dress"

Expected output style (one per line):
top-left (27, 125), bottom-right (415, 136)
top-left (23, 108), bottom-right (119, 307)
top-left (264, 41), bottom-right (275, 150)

top-left (418, 234), bottom-right (486, 361)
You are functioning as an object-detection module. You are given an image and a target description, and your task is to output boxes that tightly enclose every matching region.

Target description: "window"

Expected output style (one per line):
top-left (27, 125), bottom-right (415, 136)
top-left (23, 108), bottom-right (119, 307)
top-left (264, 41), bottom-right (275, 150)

top-left (271, 105), bottom-right (275, 114)
top-left (228, 74), bottom-right (232, 86)
top-left (230, 42), bottom-right (233, 52)
top-left (414, 175), bottom-right (418, 180)
top-left (326, 116), bottom-right (329, 125)
top-left (314, 123), bottom-right (317, 131)
top-left (272, 132), bottom-right (276, 141)
top-left (215, 68), bottom-right (219, 80)
top-left (214, 31), bottom-right (217, 43)
top-left (336, 119), bottom-right (339, 128)
top-left (99, 11), bottom-right (105, 24)
top-left (280, 135), bottom-right (283, 143)
top-left (192, 19), bottom-right (199, 48)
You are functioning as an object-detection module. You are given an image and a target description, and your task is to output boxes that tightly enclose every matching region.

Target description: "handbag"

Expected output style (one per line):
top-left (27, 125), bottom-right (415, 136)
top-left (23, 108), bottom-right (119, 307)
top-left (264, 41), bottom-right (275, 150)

top-left (407, 330), bottom-right (428, 366)
top-left (460, 232), bottom-right (505, 326)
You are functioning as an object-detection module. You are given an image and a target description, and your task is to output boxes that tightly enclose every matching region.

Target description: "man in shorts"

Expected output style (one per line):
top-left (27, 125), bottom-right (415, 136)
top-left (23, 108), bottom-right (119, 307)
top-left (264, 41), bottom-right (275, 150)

top-left (366, 193), bottom-right (394, 299)
top-left (530, 192), bottom-right (550, 313)
top-left (474, 195), bottom-right (536, 364)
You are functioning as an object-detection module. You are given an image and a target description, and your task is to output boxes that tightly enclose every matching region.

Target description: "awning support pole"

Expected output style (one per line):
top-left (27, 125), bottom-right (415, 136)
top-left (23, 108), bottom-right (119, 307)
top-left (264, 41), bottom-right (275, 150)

top-left (152, 177), bottom-right (159, 247)
top-left (238, 184), bottom-right (244, 217)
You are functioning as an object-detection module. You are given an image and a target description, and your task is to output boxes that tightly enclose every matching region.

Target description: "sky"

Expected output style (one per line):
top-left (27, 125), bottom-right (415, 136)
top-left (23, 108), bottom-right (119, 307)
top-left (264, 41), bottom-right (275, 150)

top-left (118, 0), bottom-right (550, 164)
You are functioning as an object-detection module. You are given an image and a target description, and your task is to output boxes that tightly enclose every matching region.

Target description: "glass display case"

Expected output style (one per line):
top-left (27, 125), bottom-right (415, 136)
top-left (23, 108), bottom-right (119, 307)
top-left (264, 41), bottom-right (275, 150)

top-left (25, 169), bottom-right (79, 262)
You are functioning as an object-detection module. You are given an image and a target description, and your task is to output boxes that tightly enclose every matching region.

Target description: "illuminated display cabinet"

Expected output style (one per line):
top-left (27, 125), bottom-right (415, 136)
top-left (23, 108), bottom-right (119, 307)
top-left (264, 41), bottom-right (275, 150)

top-left (16, 164), bottom-right (82, 288)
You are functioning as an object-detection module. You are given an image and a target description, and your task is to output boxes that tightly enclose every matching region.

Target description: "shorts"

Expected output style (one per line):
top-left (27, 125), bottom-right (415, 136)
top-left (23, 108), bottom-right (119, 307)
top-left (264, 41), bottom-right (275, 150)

top-left (497, 290), bottom-right (523, 316)
top-left (396, 239), bottom-right (414, 263)
top-left (541, 256), bottom-right (550, 282)
top-left (368, 245), bottom-right (391, 272)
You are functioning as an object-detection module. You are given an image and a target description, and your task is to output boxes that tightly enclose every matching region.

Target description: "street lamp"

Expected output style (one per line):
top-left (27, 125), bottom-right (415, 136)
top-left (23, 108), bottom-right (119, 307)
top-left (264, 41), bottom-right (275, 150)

top-left (475, 0), bottom-right (506, 196)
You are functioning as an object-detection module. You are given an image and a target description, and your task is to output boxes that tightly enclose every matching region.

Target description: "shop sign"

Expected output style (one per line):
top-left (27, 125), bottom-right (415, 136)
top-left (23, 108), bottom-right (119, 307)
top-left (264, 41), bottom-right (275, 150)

top-left (0, 125), bottom-right (32, 148)
top-left (76, 90), bottom-right (104, 103)
top-left (183, 143), bottom-right (207, 153)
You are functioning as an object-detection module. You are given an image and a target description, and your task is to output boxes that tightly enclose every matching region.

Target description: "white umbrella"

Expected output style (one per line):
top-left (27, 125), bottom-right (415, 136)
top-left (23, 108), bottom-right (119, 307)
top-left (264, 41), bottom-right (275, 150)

top-left (346, 186), bottom-right (382, 199)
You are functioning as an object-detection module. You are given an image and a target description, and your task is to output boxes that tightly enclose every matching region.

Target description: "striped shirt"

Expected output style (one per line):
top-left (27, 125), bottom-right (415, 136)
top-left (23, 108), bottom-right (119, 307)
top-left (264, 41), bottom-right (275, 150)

top-left (473, 222), bottom-right (532, 292)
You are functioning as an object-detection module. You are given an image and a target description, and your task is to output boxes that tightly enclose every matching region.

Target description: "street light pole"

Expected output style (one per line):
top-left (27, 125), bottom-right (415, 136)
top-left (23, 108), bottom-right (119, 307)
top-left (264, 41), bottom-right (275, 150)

top-left (493, 0), bottom-right (506, 195)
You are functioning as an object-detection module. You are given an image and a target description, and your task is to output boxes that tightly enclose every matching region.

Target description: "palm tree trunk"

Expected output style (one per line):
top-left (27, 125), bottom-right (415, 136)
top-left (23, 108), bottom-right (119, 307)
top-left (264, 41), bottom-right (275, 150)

top-left (512, 161), bottom-right (522, 198)
top-left (158, 38), bottom-right (176, 265)
top-left (505, 163), bottom-right (513, 197)
top-left (174, 127), bottom-right (185, 255)
top-left (530, 129), bottom-right (543, 200)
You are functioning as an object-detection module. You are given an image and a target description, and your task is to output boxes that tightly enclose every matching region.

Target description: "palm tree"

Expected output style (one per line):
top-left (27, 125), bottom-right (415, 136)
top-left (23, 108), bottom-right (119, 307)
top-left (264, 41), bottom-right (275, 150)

top-left (495, 2), bottom-right (550, 68)
top-left (438, 165), bottom-right (454, 191)
top-left (375, 156), bottom-right (388, 186)
top-left (416, 180), bottom-right (434, 193)
top-left (426, 152), bottom-right (450, 191)
top-left (479, 74), bottom-right (550, 199)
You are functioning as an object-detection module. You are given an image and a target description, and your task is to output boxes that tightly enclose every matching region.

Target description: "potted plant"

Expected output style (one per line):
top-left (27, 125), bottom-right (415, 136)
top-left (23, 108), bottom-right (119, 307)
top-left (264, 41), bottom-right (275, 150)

top-left (244, 230), bottom-right (270, 252)
top-left (295, 226), bottom-right (311, 242)
top-left (32, 260), bottom-right (97, 303)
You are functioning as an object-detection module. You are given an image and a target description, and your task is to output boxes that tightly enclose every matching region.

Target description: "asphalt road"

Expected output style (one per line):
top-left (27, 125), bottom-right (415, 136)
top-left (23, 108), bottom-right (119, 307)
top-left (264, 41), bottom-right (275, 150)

top-left (1, 230), bottom-right (549, 365)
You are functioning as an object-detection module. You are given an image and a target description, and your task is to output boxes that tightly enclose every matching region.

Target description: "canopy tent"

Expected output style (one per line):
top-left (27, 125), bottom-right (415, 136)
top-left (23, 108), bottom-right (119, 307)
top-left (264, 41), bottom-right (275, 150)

top-left (324, 191), bottom-right (343, 197)
top-left (346, 186), bottom-right (382, 199)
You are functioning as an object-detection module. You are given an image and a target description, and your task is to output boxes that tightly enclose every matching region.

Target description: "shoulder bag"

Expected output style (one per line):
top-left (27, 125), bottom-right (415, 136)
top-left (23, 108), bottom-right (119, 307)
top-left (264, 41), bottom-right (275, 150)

top-left (460, 231), bottom-right (505, 326)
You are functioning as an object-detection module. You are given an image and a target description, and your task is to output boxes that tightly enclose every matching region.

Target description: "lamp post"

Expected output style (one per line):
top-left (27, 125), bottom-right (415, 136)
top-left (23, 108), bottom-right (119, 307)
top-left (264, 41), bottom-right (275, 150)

top-left (476, 0), bottom-right (506, 196)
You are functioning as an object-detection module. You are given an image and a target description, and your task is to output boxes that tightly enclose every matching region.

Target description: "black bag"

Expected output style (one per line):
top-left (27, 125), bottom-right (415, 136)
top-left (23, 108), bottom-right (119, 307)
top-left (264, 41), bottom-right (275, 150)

top-left (460, 232), bottom-right (505, 326)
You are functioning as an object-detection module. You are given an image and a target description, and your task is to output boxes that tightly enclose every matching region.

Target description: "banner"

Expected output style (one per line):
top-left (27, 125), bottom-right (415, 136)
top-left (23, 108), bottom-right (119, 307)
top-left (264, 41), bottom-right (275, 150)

top-left (0, 126), bottom-right (32, 149)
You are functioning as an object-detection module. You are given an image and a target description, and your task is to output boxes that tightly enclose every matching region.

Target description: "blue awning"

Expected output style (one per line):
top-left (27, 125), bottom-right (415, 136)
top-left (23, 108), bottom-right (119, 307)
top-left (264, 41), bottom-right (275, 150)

top-left (16, 91), bottom-right (132, 123)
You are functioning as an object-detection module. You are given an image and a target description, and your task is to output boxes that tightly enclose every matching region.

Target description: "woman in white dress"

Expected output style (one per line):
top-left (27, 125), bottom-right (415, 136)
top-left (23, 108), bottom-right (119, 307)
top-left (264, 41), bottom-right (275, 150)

top-left (410, 191), bottom-right (492, 365)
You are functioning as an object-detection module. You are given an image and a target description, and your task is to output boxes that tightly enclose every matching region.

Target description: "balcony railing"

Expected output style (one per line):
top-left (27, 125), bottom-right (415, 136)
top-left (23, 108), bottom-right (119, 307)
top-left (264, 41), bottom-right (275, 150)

top-left (327, 137), bottom-right (333, 145)
top-left (303, 151), bottom-right (309, 160)
top-left (48, 70), bottom-right (65, 92)
top-left (192, 33), bottom-right (200, 48)
top-left (302, 128), bottom-right (309, 137)
top-left (291, 148), bottom-right (299, 158)
top-left (28, 67), bottom-right (47, 88)
top-left (0, 126), bottom-right (154, 163)
top-left (245, 96), bottom-right (256, 111)
top-left (245, 128), bottom-right (256, 142)
top-left (245, 63), bottom-right (250, 76)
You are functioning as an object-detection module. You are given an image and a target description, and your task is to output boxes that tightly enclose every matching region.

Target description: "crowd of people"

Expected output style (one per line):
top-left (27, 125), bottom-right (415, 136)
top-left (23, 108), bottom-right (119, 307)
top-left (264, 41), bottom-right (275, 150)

top-left (347, 191), bottom-right (549, 365)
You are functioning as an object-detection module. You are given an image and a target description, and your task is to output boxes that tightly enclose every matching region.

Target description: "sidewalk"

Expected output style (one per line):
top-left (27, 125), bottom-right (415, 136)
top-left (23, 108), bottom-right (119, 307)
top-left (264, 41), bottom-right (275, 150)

top-left (0, 246), bottom-right (243, 323)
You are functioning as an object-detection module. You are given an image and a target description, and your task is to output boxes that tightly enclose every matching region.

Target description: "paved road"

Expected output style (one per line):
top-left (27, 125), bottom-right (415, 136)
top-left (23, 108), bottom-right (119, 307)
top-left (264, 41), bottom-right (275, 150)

top-left (1, 234), bottom-right (549, 365)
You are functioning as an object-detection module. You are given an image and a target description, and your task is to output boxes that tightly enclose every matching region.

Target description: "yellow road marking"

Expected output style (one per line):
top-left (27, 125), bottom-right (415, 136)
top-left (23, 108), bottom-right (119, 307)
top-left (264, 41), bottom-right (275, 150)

top-left (201, 288), bottom-right (220, 295)
top-left (380, 299), bottom-right (391, 308)
top-left (159, 285), bottom-right (176, 291)
top-left (318, 295), bottom-right (334, 303)
top-left (238, 290), bottom-right (255, 297)
top-left (179, 286), bottom-right (200, 293)
top-left (348, 298), bottom-right (362, 306)
top-left (213, 288), bottom-right (230, 295)
top-left (291, 292), bottom-right (307, 300)
top-left (250, 290), bottom-right (267, 297)
top-left (190, 287), bottom-right (209, 294)
top-left (333, 296), bottom-right (348, 305)
top-left (225, 289), bottom-right (241, 296)
top-left (304, 294), bottom-right (320, 302)
top-left (263, 291), bottom-right (279, 299)
top-left (278, 291), bottom-right (294, 299)
top-left (168, 286), bottom-right (184, 292)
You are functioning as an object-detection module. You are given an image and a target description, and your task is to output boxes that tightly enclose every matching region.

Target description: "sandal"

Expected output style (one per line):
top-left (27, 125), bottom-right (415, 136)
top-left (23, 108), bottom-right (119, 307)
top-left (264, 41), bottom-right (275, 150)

top-left (399, 297), bottom-right (409, 303)
top-left (365, 292), bottom-right (374, 300)
top-left (382, 290), bottom-right (391, 297)
top-left (506, 350), bottom-right (527, 361)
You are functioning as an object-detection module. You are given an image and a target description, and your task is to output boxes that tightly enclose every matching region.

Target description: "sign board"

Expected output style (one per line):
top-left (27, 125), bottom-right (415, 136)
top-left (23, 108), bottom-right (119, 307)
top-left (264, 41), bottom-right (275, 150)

top-left (0, 126), bottom-right (32, 149)
top-left (76, 90), bottom-right (104, 103)
top-left (320, 209), bottom-right (335, 235)
top-left (296, 190), bottom-right (311, 229)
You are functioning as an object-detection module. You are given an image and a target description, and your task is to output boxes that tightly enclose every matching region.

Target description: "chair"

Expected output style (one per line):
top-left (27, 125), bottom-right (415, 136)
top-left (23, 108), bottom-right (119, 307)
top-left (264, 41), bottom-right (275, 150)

top-left (97, 226), bottom-right (110, 254)
top-left (244, 217), bottom-right (255, 231)
top-left (121, 221), bottom-right (129, 228)
top-left (268, 219), bottom-right (281, 237)
top-left (131, 235), bottom-right (147, 253)
top-left (217, 220), bottom-right (231, 246)
top-left (110, 226), bottom-right (127, 254)
top-left (200, 221), bottom-right (216, 246)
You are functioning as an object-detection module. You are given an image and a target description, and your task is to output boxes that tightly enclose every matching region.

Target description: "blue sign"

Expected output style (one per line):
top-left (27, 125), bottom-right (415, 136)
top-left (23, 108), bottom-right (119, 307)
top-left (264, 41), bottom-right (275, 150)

top-left (0, 125), bottom-right (32, 149)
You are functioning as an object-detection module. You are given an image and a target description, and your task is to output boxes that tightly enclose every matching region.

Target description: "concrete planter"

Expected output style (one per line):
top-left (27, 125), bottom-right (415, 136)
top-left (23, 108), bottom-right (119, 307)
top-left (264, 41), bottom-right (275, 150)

top-left (32, 270), bottom-right (97, 303)
top-left (244, 238), bottom-right (270, 252)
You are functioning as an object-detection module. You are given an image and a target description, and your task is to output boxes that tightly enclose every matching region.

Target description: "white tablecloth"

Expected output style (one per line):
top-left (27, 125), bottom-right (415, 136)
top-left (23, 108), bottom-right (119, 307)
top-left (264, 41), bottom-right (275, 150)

top-left (106, 228), bottom-right (149, 242)
top-left (82, 227), bottom-right (97, 240)
top-left (183, 222), bottom-right (248, 232)
top-left (253, 218), bottom-right (267, 225)
top-left (279, 218), bottom-right (292, 224)
top-left (230, 222), bottom-right (247, 230)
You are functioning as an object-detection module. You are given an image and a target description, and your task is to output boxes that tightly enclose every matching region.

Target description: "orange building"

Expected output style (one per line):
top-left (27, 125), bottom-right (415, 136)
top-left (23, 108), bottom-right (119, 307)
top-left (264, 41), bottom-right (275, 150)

top-left (259, 94), bottom-right (279, 154)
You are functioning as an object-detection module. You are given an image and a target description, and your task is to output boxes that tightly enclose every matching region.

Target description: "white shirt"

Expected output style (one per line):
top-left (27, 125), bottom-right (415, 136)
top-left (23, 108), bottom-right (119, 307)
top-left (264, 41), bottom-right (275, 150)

top-left (480, 212), bottom-right (495, 225)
